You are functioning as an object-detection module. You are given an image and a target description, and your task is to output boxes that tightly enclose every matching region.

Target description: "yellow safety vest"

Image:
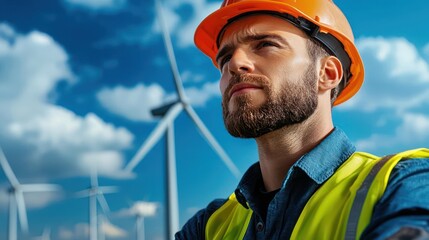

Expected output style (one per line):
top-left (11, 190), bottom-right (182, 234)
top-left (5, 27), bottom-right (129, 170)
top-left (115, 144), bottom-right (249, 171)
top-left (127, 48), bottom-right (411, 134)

top-left (205, 148), bottom-right (429, 240)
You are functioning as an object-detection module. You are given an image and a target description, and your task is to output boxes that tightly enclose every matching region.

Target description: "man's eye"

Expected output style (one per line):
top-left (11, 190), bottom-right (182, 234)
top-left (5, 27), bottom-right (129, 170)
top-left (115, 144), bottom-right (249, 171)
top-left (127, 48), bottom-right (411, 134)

top-left (219, 55), bottom-right (231, 69)
top-left (257, 41), bottom-right (277, 49)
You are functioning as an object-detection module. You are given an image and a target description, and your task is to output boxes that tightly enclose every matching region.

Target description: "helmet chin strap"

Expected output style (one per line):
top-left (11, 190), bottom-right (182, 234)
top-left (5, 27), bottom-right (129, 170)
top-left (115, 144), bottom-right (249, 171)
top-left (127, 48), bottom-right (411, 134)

top-left (216, 10), bottom-right (352, 95)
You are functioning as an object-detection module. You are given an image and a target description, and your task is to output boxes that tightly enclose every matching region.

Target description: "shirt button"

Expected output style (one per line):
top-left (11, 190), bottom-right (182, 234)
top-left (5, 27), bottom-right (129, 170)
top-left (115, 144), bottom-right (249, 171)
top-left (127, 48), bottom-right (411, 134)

top-left (256, 222), bottom-right (264, 232)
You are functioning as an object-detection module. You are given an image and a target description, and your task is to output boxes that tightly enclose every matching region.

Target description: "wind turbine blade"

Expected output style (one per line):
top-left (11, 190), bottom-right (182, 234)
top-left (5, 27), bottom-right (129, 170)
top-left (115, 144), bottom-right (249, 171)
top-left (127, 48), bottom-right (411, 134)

top-left (15, 191), bottom-right (29, 232)
top-left (0, 147), bottom-right (20, 187)
top-left (97, 194), bottom-right (110, 214)
top-left (75, 189), bottom-right (91, 198)
top-left (155, 0), bottom-right (187, 102)
top-left (125, 102), bottom-right (183, 172)
top-left (98, 186), bottom-right (118, 194)
top-left (20, 184), bottom-right (60, 193)
top-left (184, 105), bottom-right (241, 178)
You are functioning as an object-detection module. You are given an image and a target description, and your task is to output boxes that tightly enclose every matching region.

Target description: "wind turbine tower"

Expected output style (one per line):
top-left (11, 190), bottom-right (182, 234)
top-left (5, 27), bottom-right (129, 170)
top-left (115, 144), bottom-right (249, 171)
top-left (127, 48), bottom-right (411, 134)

top-left (124, 0), bottom-right (241, 239)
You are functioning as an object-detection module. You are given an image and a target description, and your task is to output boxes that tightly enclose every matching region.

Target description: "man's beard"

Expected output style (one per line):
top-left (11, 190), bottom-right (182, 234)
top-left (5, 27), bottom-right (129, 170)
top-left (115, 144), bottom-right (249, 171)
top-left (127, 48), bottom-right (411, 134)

top-left (222, 64), bottom-right (318, 138)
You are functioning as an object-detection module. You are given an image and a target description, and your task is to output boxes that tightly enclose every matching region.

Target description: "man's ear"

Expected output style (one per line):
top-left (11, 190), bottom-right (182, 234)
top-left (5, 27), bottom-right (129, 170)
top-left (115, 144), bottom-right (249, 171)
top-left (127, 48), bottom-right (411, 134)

top-left (318, 56), bottom-right (343, 91)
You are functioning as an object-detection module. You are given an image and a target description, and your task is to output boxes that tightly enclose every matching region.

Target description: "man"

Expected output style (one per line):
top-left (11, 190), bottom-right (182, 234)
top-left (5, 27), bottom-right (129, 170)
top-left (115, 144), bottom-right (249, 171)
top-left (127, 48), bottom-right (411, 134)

top-left (176, 0), bottom-right (429, 239)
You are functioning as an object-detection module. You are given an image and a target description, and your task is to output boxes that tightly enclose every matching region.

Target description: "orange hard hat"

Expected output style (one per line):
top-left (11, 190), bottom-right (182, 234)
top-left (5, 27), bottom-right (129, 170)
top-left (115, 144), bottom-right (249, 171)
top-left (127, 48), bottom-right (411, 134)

top-left (194, 0), bottom-right (364, 106)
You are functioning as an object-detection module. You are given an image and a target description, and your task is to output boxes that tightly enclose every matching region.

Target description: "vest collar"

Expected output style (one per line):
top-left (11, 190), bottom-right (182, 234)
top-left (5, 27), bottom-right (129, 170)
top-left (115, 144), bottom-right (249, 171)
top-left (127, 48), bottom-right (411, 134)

top-left (234, 127), bottom-right (356, 209)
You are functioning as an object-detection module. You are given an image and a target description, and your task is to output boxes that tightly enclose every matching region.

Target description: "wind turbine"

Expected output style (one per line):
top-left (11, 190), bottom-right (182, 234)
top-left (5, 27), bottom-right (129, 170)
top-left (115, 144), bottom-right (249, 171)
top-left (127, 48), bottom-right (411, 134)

top-left (76, 166), bottom-right (117, 240)
top-left (131, 201), bottom-right (157, 240)
top-left (124, 0), bottom-right (241, 239)
top-left (0, 147), bottom-right (60, 240)
top-left (32, 227), bottom-right (50, 240)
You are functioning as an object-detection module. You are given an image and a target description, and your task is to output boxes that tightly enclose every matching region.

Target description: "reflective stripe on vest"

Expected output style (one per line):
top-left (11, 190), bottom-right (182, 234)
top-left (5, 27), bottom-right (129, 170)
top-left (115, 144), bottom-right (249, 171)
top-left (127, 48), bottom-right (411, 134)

top-left (205, 148), bottom-right (429, 240)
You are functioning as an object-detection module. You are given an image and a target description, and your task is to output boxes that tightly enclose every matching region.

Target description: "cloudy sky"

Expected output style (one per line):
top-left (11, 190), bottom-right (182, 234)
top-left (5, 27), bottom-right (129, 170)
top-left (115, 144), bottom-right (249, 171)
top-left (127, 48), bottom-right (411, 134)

top-left (0, 0), bottom-right (429, 239)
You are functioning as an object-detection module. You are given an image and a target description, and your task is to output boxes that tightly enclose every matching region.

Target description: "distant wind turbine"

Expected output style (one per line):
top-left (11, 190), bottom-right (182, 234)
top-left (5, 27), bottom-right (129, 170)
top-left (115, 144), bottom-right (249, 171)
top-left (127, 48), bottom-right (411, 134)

top-left (76, 166), bottom-right (117, 240)
top-left (32, 227), bottom-right (50, 240)
top-left (0, 147), bottom-right (60, 240)
top-left (131, 201), bottom-right (157, 240)
top-left (124, 0), bottom-right (241, 239)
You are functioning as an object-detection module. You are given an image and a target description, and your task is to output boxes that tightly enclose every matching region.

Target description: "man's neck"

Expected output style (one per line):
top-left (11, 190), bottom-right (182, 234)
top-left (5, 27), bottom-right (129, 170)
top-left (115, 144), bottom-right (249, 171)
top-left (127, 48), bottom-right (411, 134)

top-left (255, 113), bottom-right (334, 192)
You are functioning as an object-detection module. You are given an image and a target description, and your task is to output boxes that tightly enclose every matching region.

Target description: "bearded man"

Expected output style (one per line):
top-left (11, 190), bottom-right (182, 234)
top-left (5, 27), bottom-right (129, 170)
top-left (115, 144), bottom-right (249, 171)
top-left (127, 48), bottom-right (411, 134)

top-left (176, 0), bottom-right (429, 239)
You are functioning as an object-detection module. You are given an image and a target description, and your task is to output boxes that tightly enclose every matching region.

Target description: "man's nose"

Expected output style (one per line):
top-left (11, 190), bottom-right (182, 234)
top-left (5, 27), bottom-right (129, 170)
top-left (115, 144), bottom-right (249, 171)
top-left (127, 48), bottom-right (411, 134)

top-left (228, 48), bottom-right (255, 75)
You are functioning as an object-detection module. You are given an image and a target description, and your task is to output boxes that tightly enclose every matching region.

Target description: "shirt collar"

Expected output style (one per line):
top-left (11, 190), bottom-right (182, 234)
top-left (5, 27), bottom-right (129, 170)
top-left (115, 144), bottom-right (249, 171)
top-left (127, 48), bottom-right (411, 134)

top-left (235, 127), bottom-right (356, 208)
top-left (294, 127), bottom-right (356, 184)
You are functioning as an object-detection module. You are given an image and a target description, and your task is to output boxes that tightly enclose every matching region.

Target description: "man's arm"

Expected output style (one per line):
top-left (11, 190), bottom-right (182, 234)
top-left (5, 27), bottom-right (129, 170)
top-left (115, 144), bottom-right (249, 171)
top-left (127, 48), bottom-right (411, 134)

top-left (361, 158), bottom-right (429, 239)
top-left (175, 198), bottom-right (227, 240)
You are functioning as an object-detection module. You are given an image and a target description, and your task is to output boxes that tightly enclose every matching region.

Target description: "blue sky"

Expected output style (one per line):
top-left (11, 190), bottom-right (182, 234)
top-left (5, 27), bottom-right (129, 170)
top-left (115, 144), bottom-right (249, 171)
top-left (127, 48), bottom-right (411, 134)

top-left (1, 0), bottom-right (429, 239)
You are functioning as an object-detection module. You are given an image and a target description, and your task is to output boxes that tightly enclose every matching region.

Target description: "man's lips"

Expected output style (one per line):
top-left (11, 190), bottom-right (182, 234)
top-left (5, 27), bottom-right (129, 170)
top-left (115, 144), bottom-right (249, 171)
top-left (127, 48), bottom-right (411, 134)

top-left (229, 83), bottom-right (263, 98)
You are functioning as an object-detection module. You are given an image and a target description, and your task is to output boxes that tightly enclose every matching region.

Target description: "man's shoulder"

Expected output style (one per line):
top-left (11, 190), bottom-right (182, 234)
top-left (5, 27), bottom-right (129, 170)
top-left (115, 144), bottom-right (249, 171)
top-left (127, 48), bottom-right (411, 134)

top-left (360, 148), bottom-right (429, 177)
top-left (363, 152), bottom-right (429, 239)
top-left (175, 198), bottom-right (229, 239)
top-left (387, 148), bottom-right (429, 177)
top-left (189, 197), bottom-right (229, 223)
top-left (393, 155), bottom-right (429, 168)
top-left (206, 198), bottom-right (229, 212)
top-left (377, 150), bottom-right (429, 206)
top-left (389, 155), bottom-right (429, 183)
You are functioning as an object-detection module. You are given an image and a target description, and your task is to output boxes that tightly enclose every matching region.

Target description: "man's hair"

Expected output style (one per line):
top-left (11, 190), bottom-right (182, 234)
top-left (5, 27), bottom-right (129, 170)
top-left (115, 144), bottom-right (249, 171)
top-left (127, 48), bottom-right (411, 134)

top-left (306, 39), bottom-right (340, 106)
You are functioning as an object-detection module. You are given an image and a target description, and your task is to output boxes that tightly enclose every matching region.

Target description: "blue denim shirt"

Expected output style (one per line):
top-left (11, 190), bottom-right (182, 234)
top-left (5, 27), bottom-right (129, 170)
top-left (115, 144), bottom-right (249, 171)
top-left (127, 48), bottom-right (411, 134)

top-left (175, 128), bottom-right (429, 239)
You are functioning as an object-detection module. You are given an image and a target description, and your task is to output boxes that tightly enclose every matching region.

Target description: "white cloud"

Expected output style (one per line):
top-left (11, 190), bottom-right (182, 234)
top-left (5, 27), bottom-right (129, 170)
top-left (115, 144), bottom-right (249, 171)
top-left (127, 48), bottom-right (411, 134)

top-left (338, 37), bottom-right (429, 112)
top-left (97, 83), bottom-right (176, 122)
top-left (0, 187), bottom-right (62, 213)
top-left (8, 110), bottom-right (130, 152)
top-left (63, 0), bottom-right (127, 13)
top-left (58, 221), bottom-right (127, 239)
top-left (153, 4), bottom-right (181, 39)
top-left (116, 201), bottom-right (158, 217)
top-left (0, 23), bottom-right (134, 182)
top-left (0, 31), bottom-right (74, 102)
top-left (181, 70), bottom-right (204, 83)
top-left (58, 223), bottom-right (89, 239)
top-left (424, 43), bottom-right (429, 58)
top-left (97, 81), bottom-right (220, 122)
top-left (24, 191), bottom-right (63, 209)
top-left (157, 0), bottom-right (221, 48)
top-left (102, 0), bottom-right (221, 48)
top-left (0, 23), bottom-right (15, 39)
top-left (185, 81), bottom-right (220, 106)
top-left (356, 113), bottom-right (429, 153)
top-left (101, 219), bottom-right (128, 237)
top-left (79, 150), bottom-right (134, 178)
top-left (58, 227), bottom-right (74, 239)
